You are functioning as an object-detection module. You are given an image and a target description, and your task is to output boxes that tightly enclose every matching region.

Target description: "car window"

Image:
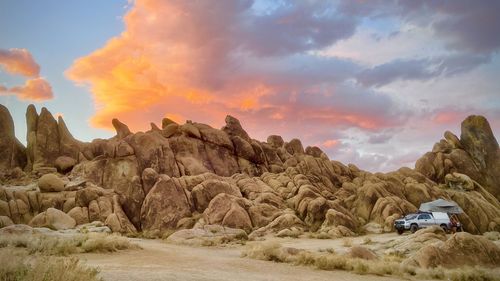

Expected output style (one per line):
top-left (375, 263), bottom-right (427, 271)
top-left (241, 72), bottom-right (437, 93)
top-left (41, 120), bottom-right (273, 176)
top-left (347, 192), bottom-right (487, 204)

top-left (418, 214), bottom-right (430, 220)
top-left (405, 214), bottom-right (417, 220)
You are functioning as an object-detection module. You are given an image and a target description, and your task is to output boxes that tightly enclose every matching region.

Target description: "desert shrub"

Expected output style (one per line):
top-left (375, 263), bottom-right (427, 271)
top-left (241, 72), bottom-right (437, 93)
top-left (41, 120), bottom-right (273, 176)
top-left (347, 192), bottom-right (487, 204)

top-left (318, 247), bottom-right (335, 254)
top-left (483, 231), bottom-right (500, 241)
top-left (446, 267), bottom-right (500, 281)
top-left (362, 237), bottom-right (373, 245)
top-left (342, 238), bottom-right (353, 247)
top-left (293, 251), bottom-right (316, 266)
top-left (383, 250), bottom-right (406, 262)
top-left (0, 232), bottom-right (139, 256)
top-left (81, 233), bottom-right (139, 253)
top-left (315, 254), bottom-right (348, 270)
top-left (242, 242), bottom-right (291, 263)
top-left (243, 242), bottom-right (500, 281)
top-left (0, 249), bottom-right (101, 281)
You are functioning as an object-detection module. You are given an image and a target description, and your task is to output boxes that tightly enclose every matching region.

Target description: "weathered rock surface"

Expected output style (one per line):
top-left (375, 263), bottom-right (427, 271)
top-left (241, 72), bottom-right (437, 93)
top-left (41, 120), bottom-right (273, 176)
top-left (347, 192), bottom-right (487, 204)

top-left (166, 225), bottom-right (247, 246)
top-left (38, 173), bottom-right (65, 192)
top-left (0, 105), bottom-right (27, 171)
top-left (416, 116), bottom-right (500, 200)
top-left (29, 207), bottom-right (76, 230)
top-left (140, 177), bottom-right (192, 232)
top-left (407, 232), bottom-right (500, 268)
top-left (0, 105), bottom-right (499, 240)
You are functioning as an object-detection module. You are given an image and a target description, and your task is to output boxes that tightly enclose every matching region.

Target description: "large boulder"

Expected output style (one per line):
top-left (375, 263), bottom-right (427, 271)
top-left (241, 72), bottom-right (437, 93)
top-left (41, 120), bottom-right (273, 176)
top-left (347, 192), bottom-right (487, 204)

top-left (203, 193), bottom-right (253, 233)
top-left (54, 156), bottom-right (77, 173)
top-left (407, 232), bottom-right (500, 268)
top-left (140, 177), bottom-right (192, 232)
top-left (192, 179), bottom-right (242, 212)
top-left (38, 173), bottom-right (65, 192)
top-left (29, 207), bottom-right (76, 230)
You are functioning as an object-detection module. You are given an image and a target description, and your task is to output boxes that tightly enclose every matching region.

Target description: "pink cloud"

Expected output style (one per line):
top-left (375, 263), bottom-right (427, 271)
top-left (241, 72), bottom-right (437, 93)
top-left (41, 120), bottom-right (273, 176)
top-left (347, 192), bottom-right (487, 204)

top-left (0, 48), bottom-right (40, 77)
top-left (66, 0), bottom-right (406, 137)
top-left (1, 78), bottom-right (53, 101)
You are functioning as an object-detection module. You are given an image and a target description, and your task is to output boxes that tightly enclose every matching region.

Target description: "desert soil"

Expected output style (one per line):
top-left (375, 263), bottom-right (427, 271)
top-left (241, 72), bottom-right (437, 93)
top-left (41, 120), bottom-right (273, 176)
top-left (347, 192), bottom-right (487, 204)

top-left (77, 233), bottom-right (419, 281)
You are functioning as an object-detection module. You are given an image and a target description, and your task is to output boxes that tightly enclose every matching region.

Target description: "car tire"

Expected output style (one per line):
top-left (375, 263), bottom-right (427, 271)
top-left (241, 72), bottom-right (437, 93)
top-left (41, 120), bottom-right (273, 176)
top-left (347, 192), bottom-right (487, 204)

top-left (440, 224), bottom-right (448, 233)
top-left (410, 224), bottom-right (418, 233)
top-left (397, 229), bottom-right (404, 235)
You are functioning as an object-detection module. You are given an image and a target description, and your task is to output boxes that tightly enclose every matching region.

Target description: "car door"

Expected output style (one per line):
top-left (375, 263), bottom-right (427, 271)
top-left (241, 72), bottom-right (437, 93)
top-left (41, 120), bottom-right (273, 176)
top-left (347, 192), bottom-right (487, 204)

top-left (417, 214), bottom-right (432, 227)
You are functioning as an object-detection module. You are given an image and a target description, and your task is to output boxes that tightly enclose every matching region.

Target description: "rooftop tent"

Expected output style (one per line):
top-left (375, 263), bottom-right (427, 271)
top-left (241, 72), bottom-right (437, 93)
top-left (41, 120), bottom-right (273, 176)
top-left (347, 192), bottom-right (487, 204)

top-left (419, 198), bottom-right (464, 214)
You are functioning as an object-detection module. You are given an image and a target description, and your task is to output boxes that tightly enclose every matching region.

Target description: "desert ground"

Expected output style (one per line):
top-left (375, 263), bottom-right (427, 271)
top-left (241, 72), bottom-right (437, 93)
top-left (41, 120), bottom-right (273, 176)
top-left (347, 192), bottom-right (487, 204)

top-left (73, 232), bottom-right (497, 281)
top-left (78, 234), bottom-right (413, 281)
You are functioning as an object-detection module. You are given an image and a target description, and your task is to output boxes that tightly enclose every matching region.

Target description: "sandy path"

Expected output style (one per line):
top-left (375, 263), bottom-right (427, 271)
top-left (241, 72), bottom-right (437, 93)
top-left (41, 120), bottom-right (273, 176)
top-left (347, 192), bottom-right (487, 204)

top-left (77, 237), bottom-right (407, 281)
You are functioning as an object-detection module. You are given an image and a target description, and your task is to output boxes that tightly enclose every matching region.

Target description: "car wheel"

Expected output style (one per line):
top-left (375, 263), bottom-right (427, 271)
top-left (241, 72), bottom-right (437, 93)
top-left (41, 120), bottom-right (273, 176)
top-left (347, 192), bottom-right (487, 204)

top-left (397, 229), bottom-right (404, 235)
top-left (410, 224), bottom-right (418, 233)
top-left (440, 224), bottom-right (448, 233)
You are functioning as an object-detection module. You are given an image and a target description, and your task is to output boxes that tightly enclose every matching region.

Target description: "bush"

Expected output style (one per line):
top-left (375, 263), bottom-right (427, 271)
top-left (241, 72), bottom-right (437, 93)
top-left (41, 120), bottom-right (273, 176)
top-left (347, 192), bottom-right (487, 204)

top-left (0, 249), bottom-right (101, 281)
top-left (342, 238), bottom-right (353, 247)
top-left (0, 232), bottom-right (140, 255)
top-left (362, 237), bottom-right (373, 245)
top-left (242, 241), bottom-right (500, 280)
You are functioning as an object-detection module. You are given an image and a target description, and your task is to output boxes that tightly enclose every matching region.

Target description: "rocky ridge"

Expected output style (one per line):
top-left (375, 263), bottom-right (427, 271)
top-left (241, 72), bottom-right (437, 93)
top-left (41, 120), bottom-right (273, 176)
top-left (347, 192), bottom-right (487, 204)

top-left (0, 104), bottom-right (499, 237)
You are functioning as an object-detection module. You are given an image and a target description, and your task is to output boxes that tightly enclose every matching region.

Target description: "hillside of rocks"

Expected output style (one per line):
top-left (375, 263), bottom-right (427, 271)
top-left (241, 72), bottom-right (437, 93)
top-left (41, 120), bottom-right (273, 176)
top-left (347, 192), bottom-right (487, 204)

top-left (0, 104), bottom-right (499, 237)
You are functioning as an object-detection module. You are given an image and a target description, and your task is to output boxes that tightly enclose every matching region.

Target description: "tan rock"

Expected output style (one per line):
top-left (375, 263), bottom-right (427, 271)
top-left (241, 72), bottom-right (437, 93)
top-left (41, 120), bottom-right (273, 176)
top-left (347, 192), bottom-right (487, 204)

top-left (38, 173), bottom-right (65, 192)
top-left (408, 232), bottom-right (500, 268)
top-left (140, 177), bottom-right (192, 232)
top-left (203, 193), bottom-right (252, 233)
top-left (0, 216), bottom-right (14, 228)
top-left (29, 207), bottom-right (76, 230)
top-left (67, 206), bottom-right (90, 225)
top-left (54, 156), bottom-right (77, 173)
top-left (192, 179), bottom-right (242, 212)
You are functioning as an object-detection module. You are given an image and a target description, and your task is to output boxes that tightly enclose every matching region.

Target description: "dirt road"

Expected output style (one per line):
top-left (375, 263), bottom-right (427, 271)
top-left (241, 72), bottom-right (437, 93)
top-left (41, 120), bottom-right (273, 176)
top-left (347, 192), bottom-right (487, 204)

top-left (77, 235), bottom-right (408, 281)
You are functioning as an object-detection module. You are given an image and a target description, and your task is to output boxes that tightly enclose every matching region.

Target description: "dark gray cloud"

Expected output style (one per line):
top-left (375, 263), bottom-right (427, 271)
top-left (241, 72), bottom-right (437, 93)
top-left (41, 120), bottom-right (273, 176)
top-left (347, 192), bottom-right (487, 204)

top-left (357, 54), bottom-right (491, 87)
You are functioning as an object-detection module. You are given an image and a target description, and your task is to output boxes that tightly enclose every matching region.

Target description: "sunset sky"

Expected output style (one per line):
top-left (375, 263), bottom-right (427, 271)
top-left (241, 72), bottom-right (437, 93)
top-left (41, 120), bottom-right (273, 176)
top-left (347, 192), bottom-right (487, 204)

top-left (1, 0), bottom-right (499, 172)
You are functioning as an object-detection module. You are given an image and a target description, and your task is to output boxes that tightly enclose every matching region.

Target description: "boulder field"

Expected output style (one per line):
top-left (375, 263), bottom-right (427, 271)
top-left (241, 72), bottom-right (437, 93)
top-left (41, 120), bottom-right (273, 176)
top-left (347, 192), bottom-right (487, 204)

top-left (0, 104), bottom-right (499, 237)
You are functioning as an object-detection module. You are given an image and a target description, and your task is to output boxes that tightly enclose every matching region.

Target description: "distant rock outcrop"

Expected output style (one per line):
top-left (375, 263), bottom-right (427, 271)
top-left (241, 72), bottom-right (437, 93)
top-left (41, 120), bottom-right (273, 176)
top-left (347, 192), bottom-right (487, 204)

top-left (416, 116), bottom-right (500, 200)
top-left (0, 104), bottom-right (499, 238)
top-left (0, 104), bottom-right (26, 170)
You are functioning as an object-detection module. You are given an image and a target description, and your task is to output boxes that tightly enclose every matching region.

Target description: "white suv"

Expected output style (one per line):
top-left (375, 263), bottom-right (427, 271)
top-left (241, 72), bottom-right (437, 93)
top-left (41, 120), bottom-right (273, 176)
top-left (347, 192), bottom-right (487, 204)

top-left (394, 212), bottom-right (452, 234)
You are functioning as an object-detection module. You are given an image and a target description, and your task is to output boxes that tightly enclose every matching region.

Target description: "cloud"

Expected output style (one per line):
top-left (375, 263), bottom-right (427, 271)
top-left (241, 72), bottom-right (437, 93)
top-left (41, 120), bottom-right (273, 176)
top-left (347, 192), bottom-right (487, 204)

top-left (0, 48), bottom-right (54, 102)
top-left (67, 0), bottom-right (405, 134)
top-left (66, 0), bottom-right (500, 172)
top-left (0, 78), bottom-right (53, 101)
top-left (357, 54), bottom-right (491, 87)
top-left (0, 48), bottom-right (40, 77)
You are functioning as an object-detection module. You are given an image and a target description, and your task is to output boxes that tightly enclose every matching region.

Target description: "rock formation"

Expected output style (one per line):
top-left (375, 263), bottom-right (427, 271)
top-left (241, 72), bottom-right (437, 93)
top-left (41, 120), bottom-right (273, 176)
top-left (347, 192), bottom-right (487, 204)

top-left (0, 104), bottom-right (27, 170)
top-left (0, 104), bottom-right (499, 238)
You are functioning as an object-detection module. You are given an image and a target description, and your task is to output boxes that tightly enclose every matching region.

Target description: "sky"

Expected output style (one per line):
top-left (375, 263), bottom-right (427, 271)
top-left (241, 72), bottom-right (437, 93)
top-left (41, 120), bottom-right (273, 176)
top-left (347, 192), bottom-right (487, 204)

top-left (1, 0), bottom-right (499, 172)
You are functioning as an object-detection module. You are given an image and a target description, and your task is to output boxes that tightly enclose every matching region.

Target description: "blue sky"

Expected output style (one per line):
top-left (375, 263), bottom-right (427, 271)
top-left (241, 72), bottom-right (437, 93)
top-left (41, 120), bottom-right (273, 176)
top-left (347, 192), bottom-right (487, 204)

top-left (0, 0), bottom-right (128, 141)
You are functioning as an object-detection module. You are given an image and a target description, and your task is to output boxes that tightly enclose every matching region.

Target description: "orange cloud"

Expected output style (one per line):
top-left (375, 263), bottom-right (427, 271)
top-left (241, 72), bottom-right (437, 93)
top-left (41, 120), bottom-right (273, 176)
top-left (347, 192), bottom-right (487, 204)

top-left (322, 139), bottom-right (340, 148)
top-left (67, 0), bottom-right (406, 142)
top-left (0, 48), bottom-right (40, 77)
top-left (1, 78), bottom-right (53, 101)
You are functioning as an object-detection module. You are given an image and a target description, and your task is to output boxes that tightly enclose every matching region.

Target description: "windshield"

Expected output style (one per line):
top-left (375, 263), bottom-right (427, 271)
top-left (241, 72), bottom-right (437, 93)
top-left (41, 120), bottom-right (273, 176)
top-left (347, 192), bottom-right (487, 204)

top-left (404, 214), bottom-right (417, 220)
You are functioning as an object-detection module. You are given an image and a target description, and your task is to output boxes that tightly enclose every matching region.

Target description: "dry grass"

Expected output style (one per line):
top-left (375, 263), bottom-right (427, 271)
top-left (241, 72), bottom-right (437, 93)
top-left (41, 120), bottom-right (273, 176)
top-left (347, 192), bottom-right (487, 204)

top-left (0, 232), bottom-right (140, 255)
top-left (0, 248), bottom-right (101, 281)
top-left (342, 238), bottom-right (353, 247)
top-left (243, 242), bottom-right (500, 281)
top-left (361, 237), bottom-right (373, 245)
top-left (0, 232), bottom-right (141, 281)
top-left (483, 231), bottom-right (500, 241)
